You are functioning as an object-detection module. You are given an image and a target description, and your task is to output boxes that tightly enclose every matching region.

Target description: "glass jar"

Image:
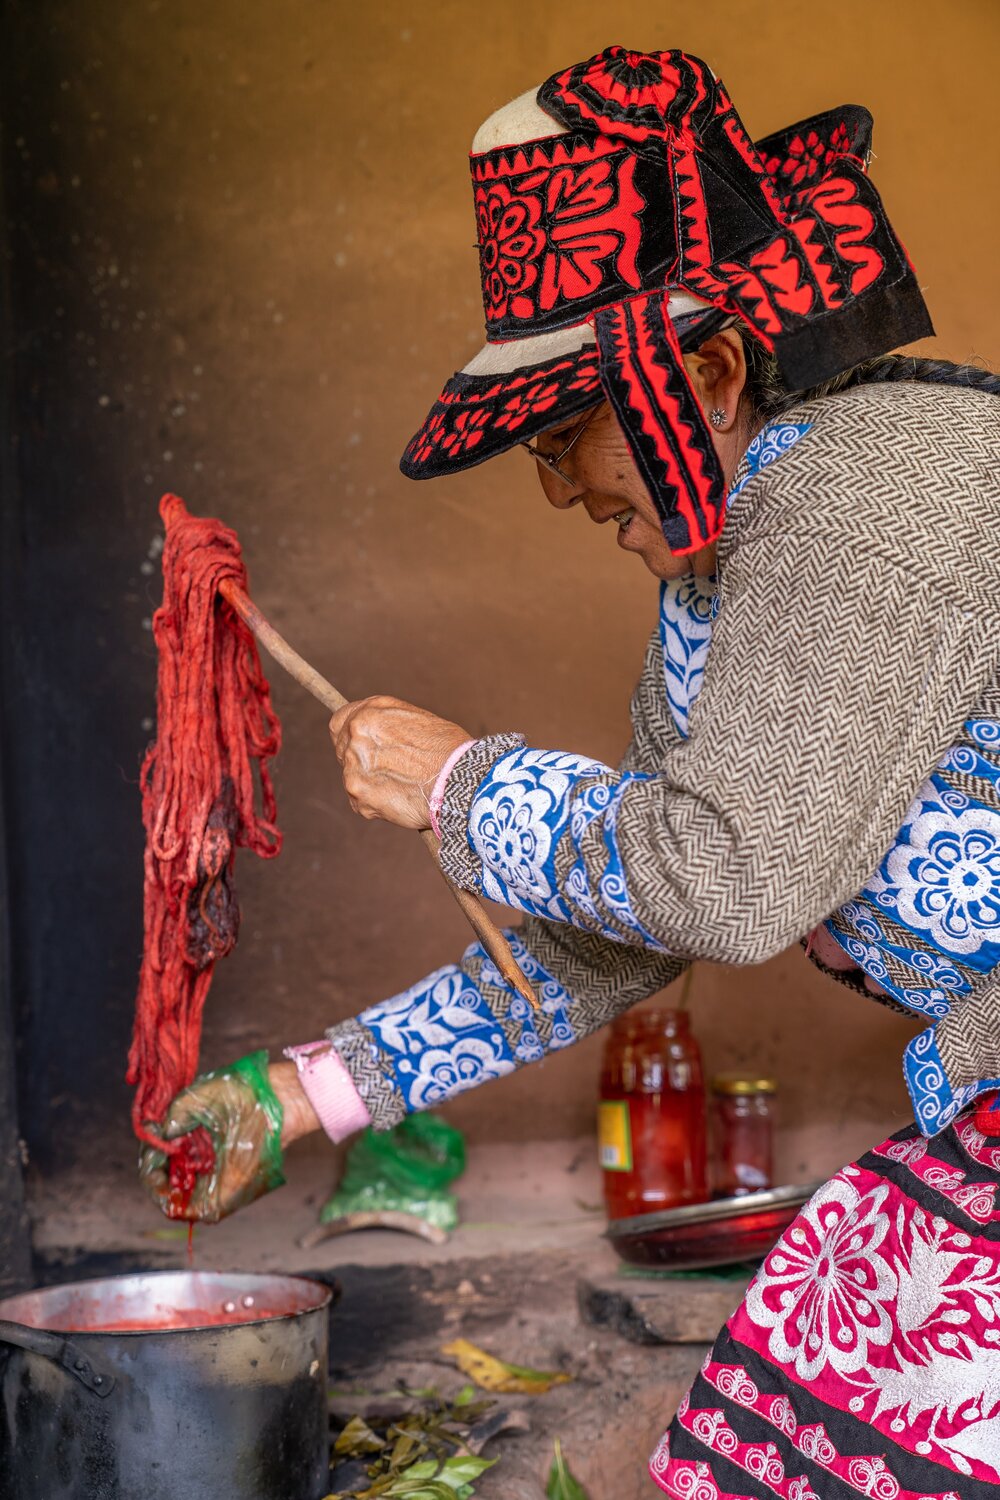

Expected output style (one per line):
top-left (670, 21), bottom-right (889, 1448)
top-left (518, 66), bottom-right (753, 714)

top-left (598, 1008), bottom-right (708, 1221)
top-left (710, 1074), bottom-right (776, 1198)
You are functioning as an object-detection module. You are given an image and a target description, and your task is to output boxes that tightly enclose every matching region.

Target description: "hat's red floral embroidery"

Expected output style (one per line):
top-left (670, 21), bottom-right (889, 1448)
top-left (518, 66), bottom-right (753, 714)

top-left (475, 183), bottom-right (545, 322)
top-left (538, 157), bottom-right (643, 310)
top-left (827, 121), bottom-right (853, 160)
top-left (437, 407), bottom-right (491, 457)
top-left (764, 120), bottom-right (862, 204)
top-left (475, 152), bottom-right (643, 325)
top-left (494, 377), bottom-right (563, 434)
top-left (405, 409), bottom-right (447, 467)
top-left (765, 129), bottom-right (828, 188)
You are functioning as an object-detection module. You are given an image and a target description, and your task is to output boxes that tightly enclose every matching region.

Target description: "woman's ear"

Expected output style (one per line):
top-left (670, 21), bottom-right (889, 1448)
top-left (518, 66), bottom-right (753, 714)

top-left (682, 329), bottom-right (747, 430)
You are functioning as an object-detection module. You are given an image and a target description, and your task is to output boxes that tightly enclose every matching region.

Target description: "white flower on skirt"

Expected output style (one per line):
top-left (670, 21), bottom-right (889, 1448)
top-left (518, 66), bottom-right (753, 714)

top-left (745, 1177), bottom-right (897, 1382)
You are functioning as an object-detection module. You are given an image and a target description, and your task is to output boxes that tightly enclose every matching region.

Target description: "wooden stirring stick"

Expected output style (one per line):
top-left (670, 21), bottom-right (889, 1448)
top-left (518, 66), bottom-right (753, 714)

top-left (218, 577), bottom-right (540, 1010)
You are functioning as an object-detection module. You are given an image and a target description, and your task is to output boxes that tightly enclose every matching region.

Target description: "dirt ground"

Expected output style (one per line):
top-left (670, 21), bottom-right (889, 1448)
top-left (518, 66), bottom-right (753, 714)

top-left (325, 1248), bottom-right (722, 1500)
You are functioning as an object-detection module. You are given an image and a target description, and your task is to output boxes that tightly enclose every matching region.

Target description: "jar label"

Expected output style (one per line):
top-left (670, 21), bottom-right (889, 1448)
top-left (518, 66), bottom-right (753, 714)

top-left (598, 1100), bottom-right (632, 1172)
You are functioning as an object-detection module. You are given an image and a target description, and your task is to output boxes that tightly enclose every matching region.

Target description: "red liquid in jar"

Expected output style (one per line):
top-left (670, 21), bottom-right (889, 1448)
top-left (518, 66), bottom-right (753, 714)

top-left (599, 1008), bottom-right (708, 1221)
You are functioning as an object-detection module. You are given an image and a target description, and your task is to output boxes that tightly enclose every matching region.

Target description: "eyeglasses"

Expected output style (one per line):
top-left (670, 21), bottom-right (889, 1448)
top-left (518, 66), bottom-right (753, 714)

top-left (520, 403), bottom-right (602, 486)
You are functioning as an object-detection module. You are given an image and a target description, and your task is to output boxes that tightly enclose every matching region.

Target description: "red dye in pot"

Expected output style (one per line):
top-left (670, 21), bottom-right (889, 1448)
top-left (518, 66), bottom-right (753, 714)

top-left (58, 1284), bottom-right (304, 1333)
top-left (63, 1307), bottom-right (288, 1332)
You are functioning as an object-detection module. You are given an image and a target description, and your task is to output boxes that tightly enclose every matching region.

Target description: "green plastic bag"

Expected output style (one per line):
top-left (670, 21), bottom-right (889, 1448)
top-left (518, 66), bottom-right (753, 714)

top-left (321, 1114), bottom-right (465, 1233)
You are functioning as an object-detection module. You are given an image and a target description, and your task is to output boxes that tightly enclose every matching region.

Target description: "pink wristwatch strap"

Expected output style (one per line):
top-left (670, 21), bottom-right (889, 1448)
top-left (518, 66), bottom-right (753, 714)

top-left (428, 739), bottom-right (475, 838)
top-left (283, 1042), bottom-right (372, 1143)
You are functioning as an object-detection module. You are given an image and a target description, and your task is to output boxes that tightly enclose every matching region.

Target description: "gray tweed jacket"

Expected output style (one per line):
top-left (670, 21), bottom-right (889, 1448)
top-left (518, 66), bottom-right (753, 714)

top-left (437, 382), bottom-right (1000, 1098)
top-left (329, 381), bottom-right (1000, 1127)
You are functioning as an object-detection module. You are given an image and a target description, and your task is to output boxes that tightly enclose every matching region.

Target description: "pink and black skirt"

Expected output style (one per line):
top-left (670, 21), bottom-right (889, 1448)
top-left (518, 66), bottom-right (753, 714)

top-left (650, 1109), bottom-right (1000, 1496)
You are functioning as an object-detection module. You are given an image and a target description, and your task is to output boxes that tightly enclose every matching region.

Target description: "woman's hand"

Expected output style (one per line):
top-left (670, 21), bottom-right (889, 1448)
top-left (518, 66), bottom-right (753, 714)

top-left (139, 1054), bottom-right (319, 1224)
top-left (329, 695), bottom-right (471, 829)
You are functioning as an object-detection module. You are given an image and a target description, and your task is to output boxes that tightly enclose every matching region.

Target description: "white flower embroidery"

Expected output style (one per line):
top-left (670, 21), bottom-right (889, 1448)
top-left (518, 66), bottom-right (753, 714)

top-left (870, 1342), bottom-right (1000, 1423)
top-left (885, 804), bottom-right (1000, 955)
top-left (940, 1413), bottom-right (1000, 1477)
top-left (745, 1177), bottom-right (896, 1381)
top-left (401, 1034), bottom-right (514, 1110)
top-left (893, 1217), bottom-right (970, 1335)
top-left (362, 967), bottom-right (485, 1055)
top-left (468, 749), bottom-right (609, 915)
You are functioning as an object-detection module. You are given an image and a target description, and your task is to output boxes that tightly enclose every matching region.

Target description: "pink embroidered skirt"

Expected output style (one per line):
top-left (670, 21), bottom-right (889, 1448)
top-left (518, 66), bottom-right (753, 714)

top-left (650, 1109), bottom-right (1000, 1496)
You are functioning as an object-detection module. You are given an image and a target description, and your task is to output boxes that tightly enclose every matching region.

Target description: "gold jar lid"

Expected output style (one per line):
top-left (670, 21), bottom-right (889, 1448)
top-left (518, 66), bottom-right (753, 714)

top-left (711, 1072), bottom-right (777, 1095)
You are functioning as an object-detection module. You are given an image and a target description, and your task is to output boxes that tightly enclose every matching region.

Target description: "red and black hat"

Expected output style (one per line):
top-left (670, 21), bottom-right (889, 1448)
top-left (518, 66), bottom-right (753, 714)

top-left (400, 47), bottom-right (932, 554)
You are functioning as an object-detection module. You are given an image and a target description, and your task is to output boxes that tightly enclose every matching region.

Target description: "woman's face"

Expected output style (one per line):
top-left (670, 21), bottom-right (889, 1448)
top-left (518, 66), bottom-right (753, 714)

top-left (527, 330), bottom-right (750, 581)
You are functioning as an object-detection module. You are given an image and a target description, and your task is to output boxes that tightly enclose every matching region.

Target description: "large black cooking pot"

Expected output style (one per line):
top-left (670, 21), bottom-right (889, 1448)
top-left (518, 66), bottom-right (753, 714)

top-left (0, 1270), bottom-right (333, 1500)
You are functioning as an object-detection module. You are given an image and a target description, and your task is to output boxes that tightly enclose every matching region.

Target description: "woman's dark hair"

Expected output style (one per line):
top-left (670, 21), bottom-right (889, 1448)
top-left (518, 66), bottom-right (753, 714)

top-left (741, 343), bottom-right (1000, 424)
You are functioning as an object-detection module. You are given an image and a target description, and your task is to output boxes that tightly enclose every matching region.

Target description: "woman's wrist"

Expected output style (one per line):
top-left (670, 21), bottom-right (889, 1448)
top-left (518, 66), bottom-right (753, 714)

top-left (268, 1060), bottom-right (321, 1147)
top-left (427, 739), bottom-right (475, 837)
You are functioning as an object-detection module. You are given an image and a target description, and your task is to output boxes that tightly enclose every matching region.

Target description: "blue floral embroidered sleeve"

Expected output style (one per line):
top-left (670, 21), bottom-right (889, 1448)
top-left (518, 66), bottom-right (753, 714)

top-left (325, 921), bottom-right (686, 1129)
top-left (344, 932), bottom-right (571, 1114)
top-left (463, 748), bottom-right (667, 948)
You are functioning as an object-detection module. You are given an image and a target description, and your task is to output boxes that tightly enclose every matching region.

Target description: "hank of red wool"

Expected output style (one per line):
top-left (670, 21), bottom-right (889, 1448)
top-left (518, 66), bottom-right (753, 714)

top-left (128, 494), bottom-right (282, 1153)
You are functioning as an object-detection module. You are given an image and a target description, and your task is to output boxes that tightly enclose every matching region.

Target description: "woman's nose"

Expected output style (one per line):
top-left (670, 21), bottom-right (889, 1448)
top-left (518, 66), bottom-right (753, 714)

top-left (535, 462), bottom-right (584, 510)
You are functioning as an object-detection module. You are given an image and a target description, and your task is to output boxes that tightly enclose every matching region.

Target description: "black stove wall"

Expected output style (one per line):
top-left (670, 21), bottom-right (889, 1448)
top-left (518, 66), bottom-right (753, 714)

top-left (1, 5), bottom-right (149, 1176)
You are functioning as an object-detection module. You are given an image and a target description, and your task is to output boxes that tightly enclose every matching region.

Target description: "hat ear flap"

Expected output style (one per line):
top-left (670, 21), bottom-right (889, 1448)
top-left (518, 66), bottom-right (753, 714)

top-left (595, 295), bottom-right (726, 554)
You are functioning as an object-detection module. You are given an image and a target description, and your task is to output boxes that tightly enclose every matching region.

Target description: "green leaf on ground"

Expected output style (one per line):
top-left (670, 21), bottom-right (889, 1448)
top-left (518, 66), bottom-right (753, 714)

top-left (545, 1439), bottom-right (590, 1499)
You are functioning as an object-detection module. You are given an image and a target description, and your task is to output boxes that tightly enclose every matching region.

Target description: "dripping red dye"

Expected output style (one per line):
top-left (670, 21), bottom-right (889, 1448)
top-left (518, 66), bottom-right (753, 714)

top-left (160, 1124), bottom-right (216, 1220)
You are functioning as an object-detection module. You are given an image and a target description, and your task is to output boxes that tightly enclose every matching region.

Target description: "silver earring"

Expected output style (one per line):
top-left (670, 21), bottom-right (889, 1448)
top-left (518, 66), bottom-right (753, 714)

top-left (709, 408), bottom-right (727, 429)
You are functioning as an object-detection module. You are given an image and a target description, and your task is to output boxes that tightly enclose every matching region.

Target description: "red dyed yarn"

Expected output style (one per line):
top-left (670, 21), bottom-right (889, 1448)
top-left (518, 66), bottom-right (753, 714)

top-left (128, 494), bottom-right (282, 1154)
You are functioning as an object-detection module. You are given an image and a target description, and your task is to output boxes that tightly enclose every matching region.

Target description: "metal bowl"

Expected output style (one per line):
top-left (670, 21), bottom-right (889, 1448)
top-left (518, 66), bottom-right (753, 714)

top-left (606, 1181), bottom-right (823, 1270)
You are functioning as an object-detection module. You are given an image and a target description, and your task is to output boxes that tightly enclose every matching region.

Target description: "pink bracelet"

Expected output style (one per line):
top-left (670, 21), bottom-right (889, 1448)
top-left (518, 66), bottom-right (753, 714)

top-left (428, 739), bottom-right (475, 838)
top-left (283, 1041), bottom-right (372, 1143)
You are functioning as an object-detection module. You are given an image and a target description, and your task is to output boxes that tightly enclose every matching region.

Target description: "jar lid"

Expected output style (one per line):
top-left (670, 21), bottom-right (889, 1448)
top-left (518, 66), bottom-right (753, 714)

top-left (711, 1072), bottom-right (777, 1095)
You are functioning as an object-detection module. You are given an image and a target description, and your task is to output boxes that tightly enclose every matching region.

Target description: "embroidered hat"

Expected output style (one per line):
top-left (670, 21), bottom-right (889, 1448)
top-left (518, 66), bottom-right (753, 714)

top-left (400, 47), bottom-right (932, 554)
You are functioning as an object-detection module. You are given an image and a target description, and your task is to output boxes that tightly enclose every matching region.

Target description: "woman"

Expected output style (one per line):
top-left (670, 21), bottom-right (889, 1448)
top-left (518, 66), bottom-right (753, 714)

top-left (144, 49), bottom-right (1000, 1495)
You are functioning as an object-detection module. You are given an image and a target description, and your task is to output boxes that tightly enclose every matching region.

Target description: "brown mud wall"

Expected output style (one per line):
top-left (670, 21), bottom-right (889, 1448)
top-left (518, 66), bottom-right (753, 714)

top-left (2, 0), bottom-right (997, 1178)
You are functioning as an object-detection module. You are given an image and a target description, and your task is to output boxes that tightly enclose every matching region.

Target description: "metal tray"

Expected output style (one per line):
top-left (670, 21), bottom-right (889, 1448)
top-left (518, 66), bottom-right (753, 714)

top-left (606, 1181), bottom-right (823, 1271)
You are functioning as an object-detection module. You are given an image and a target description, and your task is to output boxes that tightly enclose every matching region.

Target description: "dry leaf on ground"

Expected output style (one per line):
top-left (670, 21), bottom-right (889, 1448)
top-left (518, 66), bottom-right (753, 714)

top-left (441, 1339), bottom-right (572, 1395)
